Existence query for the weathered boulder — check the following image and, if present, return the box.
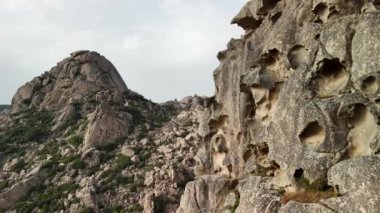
[320,156,380,212]
[176,175,234,213]
[0,177,39,208]
[236,176,281,213]
[76,186,99,212]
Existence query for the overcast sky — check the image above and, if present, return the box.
[0,0,245,104]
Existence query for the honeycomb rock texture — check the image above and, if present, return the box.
[177,0,380,212]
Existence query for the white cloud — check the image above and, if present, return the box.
[122,35,143,50]
[0,0,245,103]
[0,0,64,11]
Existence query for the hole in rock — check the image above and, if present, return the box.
[318,59,344,78]
[327,6,339,19]
[254,142,272,169]
[313,3,329,23]
[209,115,229,129]
[212,134,229,153]
[259,0,281,14]
[313,58,348,97]
[271,12,282,23]
[348,104,377,157]
[361,76,378,94]
[374,0,380,10]
[288,45,308,69]
[259,49,279,66]
[375,99,380,106]
[255,142,269,156]
[315,34,320,40]
[293,168,304,180]
[243,150,253,162]
[244,94,256,119]
[299,121,325,147]
[244,144,255,162]
[250,83,282,125]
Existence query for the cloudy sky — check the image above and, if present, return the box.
[0,0,245,104]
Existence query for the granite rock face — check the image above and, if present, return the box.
[178,0,380,212]
[11,51,141,148]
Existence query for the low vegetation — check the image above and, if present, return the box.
[11,183,80,212]
[281,175,338,204]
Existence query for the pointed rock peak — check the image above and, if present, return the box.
[11,50,128,113]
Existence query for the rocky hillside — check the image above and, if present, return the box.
[176,0,380,213]
[1,0,380,212]
[0,51,207,212]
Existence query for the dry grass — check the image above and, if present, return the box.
[281,189,337,204]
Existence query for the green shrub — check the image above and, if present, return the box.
[0,105,10,112]
[114,154,133,170]
[297,175,332,192]
[229,190,240,213]
[96,137,125,152]
[79,207,95,213]
[72,158,86,170]
[0,181,8,192]
[154,195,173,212]
[127,106,145,127]
[67,135,83,147]
[129,203,143,212]
[0,108,53,146]
[12,159,27,173]
[103,205,123,213]
[86,165,100,176]
[12,183,79,212]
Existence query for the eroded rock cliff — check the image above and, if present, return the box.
[178,0,380,212]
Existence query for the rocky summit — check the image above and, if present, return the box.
[1,0,380,212]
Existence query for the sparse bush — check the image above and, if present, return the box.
[0,108,53,147]
[67,135,83,147]
[114,154,133,170]
[12,159,26,173]
[79,207,95,213]
[96,137,125,152]
[281,175,337,204]
[154,195,173,212]
[72,158,86,170]
[103,205,123,213]
[281,189,336,204]
[0,105,10,112]
[12,183,79,212]
[129,203,143,212]
[0,181,8,192]
[229,190,240,213]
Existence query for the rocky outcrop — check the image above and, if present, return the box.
[176,175,235,213]
[0,176,40,209]
[11,50,132,148]
[178,0,380,212]
[1,49,205,211]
